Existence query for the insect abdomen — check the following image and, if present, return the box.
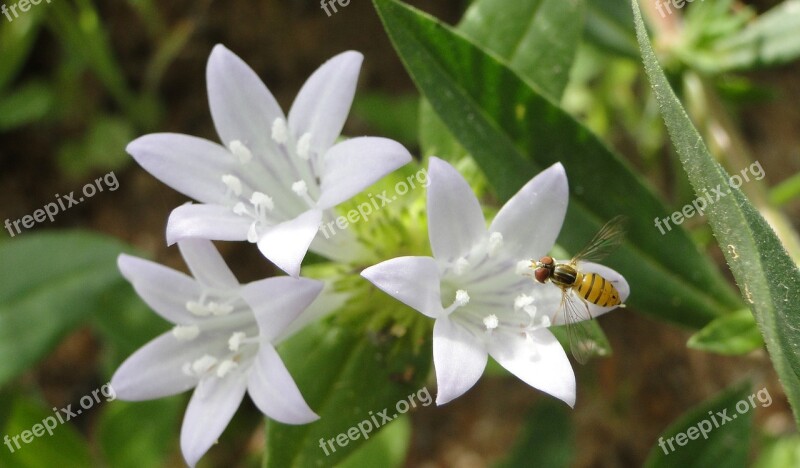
[575,273,621,307]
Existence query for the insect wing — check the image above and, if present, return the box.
[571,215,627,264]
[560,291,598,365]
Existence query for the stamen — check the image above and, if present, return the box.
[516,260,533,276]
[191,355,218,375]
[216,360,238,378]
[292,180,308,196]
[229,140,253,164]
[514,294,534,311]
[172,324,200,341]
[186,301,211,317]
[455,290,470,306]
[208,302,234,316]
[483,314,499,331]
[250,192,274,212]
[228,332,247,352]
[271,118,288,144]
[296,133,312,160]
[488,232,503,256]
[453,257,470,275]
[539,316,551,328]
[247,223,259,243]
[233,202,249,216]
[222,174,243,197]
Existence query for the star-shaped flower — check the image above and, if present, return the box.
[361,158,629,406]
[111,239,322,467]
[127,45,412,276]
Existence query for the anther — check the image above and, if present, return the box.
[488,232,503,256]
[229,140,253,164]
[172,324,200,341]
[296,133,312,160]
[271,118,288,144]
[483,314,499,331]
[222,174,242,197]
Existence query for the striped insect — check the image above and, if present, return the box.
[531,216,627,364]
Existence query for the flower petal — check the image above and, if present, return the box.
[206,44,284,158]
[117,254,201,325]
[166,203,251,245]
[488,328,576,407]
[489,163,569,259]
[433,317,487,405]
[110,331,218,401]
[427,157,486,261]
[177,239,240,290]
[361,256,443,319]
[257,209,323,277]
[240,276,323,342]
[127,133,236,204]
[315,137,412,209]
[288,51,363,156]
[181,373,248,467]
[247,344,319,424]
[274,280,349,344]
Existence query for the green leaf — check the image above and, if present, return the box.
[337,415,411,468]
[633,0,800,422]
[644,381,754,468]
[351,93,419,147]
[687,309,764,356]
[583,0,638,58]
[0,231,131,386]
[691,0,800,72]
[373,0,742,327]
[459,0,584,101]
[0,6,43,91]
[0,81,55,130]
[0,395,93,467]
[264,320,431,467]
[754,434,800,468]
[97,398,182,468]
[57,115,135,178]
[495,399,574,468]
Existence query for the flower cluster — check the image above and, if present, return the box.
[115,44,628,467]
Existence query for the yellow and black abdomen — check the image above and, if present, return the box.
[574,272,621,307]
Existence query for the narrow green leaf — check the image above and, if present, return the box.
[0,81,55,130]
[584,0,638,58]
[687,309,764,356]
[374,0,742,327]
[633,0,800,422]
[754,434,800,468]
[495,399,575,468]
[0,7,43,91]
[644,381,754,468]
[0,231,131,386]
[337,415,411,468]
[264,320,431,467]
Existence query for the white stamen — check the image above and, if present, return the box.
[514,294,534,311]
[488,232,503,256]
[296,132,312,160]
[191,355,218,375]
[208,302,233,316]
[186,301,211,317]
[229,140,252,164]
[216,360,238,378]
[247,223,259,243]
[228,332,247,352]
[453,257,470,275]
[172,324,200,341]
[292,180,308,196]
[516,260,533,276]
[539,315,552,328]
[222,174,243,197]
[233,202,249,216]
[250,191,274,211]
[483,314,499,330]
[182,362,193,376]
[454,289,470,306]
[271,118,288,144]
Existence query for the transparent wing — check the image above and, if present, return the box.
[559,291,598,365]
[571,215,627,264]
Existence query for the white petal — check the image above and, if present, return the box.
[110,331,215,401]
[489,163,569,259]
[117,254,201,325]
[206,45,284,160]
[316,137,412,209]
[274,280,349,344]
[433,317,487,405]
[166,203,251,245]
[181,373,248,467]
[240,277,323,342]
[177,239,240,290]
[427,157,486,261]
[361,256,443,319]
[288,51,363,156]
[257,209,323,277]
[488,328,576,407]
[127,133,236,204]
[247,344,319,424]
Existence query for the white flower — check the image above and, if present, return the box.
[110,239,323,467]
[126,45,412,276]
[361,158,629,406]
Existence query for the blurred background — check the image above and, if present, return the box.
[0,0,799,466]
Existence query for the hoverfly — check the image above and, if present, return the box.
[531,216,627,364]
